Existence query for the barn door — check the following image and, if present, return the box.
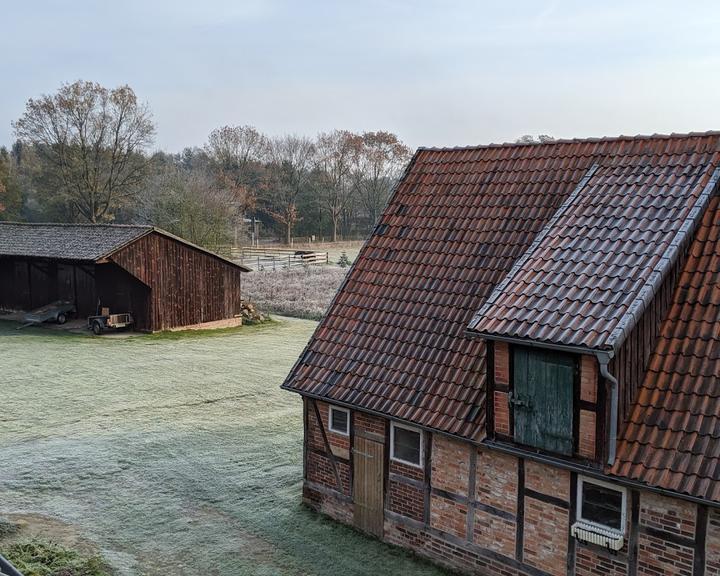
[513,347,575,455]
[353,435,384,537]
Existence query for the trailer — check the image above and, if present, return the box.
[87,311,134,335]
[20,300,76,328]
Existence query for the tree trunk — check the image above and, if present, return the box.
[332,215,338,242]
[286,223,292,246]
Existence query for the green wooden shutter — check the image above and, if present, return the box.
[513,347,574,455]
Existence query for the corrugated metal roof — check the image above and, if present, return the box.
[0,222,152,261]
[610,194,720,502]
[283,132,720,443]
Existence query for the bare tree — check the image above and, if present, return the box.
[314,130,360,242]
[13,80,155,222]
[352,131,412,227]
[265,134,316,245]
[135,163,241,251]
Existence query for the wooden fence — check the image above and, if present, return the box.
[233,247,329,270]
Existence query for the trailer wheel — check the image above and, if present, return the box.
[56,313,67,325]
[92,321,103,336]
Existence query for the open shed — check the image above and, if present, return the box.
[0,223,251,332]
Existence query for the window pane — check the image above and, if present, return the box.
[581,483,623,530]
[330,409,348,433]
[394,427,421,464]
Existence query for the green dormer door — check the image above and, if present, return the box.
[512,347,575,455]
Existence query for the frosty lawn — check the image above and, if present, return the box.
[0,319,449,576]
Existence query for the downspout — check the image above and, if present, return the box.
[596,351,618,466]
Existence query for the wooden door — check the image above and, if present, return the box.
[353,435,385,537]
[513,347,575,455]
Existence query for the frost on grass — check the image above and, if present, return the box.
[0,320,450,576]
[243,266,347,320]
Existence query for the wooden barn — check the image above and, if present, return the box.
[0,223,250,332]
[283,132,720,576]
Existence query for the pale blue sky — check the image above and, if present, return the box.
[2,1,720,152]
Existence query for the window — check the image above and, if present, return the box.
[577,477,626,533]
[390,422,423,467]
[512,346,575,455]
[328,406,349,435]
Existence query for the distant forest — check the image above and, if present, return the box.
[0,81,413,250]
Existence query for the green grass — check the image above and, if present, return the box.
[0,319,449,576]
[2,540,111,576]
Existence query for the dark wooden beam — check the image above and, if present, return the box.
[311,399,343,493]
[466,445,477,541]
[694,505,708,576]
[516,458,525,562]
[567,471,578,576]
[423,431,432,526]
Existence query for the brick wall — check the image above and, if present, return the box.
[302,405,719,576]
[580,354,597,403]
[305,400,351,496]
[494,391,510,436]
[495,341,510,386]
[494,342,511,438]
[707,509,720,575]
[476,448,517,514]
[639,492,696,538]
[523,496,568,576]
[354,411,385,436]
[575,545,628,576]
[637,492,696,576]
[637,533,694,576]
[387,477,424,522]
[432,435,469,496]
[578,410,596,459]
[473,508,515,558]
[525,460,570,501]
[430,494,468,540]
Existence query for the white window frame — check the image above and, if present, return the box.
[328,405,350,436]
[390,422,424,468]
[576,476,627,535]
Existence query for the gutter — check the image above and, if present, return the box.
[596,351,618,466]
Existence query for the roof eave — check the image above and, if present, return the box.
[464,329,611,357]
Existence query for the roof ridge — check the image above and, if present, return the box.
[0,221,152,229]
[417,130,720,153]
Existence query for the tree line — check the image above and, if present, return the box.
[0,81,413,250]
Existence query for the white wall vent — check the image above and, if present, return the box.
[570,521,624,551]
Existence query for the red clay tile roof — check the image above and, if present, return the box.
[468,152,720,351]
[282,132,720,446]
[610,194,720,502]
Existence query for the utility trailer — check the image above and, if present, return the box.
[87,311,134,335]
[19,300,76,328]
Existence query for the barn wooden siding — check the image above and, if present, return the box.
[109,232,243,332]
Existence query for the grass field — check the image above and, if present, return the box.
[0,319,449,576]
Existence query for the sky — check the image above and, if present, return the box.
[2,0,720,153]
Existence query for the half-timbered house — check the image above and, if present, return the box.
[282,132,720,576]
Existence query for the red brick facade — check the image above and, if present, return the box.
[302,397,714,576]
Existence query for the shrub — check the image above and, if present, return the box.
[0,540,111,576]
[337,251,351,268]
